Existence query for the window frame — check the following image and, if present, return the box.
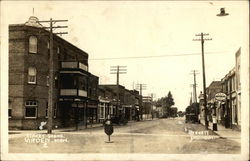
[24,100,38,119]
[28,67,37,84]
[29,36,38,54]
[57,46,60,54]
[9,99,12,118]
[46,76,49,86]
[47,41,50,49]
[8,109,12,118]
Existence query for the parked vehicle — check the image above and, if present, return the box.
[185,103,199,123]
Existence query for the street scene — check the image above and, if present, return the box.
[9,118,240,153]
[1,1,249,161]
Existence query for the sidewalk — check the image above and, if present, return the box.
[200,120,241,143]
[9,122,104,134]
[9,119,156,134]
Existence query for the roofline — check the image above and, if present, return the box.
[99,84,125,88]
[9,24,89,57]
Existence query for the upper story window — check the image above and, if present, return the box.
[46,76,49,86]
[57,47,60,54]
[28,67,37,84]
[9,100,12,118]
[232,76,236,91]
[29,36,38,53]
[47,41,50,49]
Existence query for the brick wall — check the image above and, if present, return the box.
[9,24,92,129]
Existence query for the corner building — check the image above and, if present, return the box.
[9,16,98,129]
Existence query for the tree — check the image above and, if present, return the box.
[164,91,175,117]
[153,91,175,118]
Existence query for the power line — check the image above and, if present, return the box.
[110,65,127,116]
[88,51,228,61]
[190,70,199,103]
[193,32,212,130]
[136,83,147,120]
[38,18,68,134]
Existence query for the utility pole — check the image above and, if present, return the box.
[149,93,155,119]
[190,70,199,103]
[136,84,146,120]
[110,65,127,116]
[193,32,212,130]
[39,18,68,134]
[190,92,193,105]
[136,84,146,96]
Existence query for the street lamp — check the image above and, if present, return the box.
[216,8,229,17]
[216,7,230,129]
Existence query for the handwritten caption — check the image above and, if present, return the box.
[24,134,69,148]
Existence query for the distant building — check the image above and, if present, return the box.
[8,16,98,129]
[97,84,140,121]
[142,96,152,114]
[198,48,241,130]
[198,91,205,119]
[206,81,223,102]
[97,85,116,122]
[220,48,241,130]
[221,68,236,129]
[206,81,223,121]
[155,106,164,118]
[235,48,241,127]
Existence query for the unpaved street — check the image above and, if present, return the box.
[9,118,240,153]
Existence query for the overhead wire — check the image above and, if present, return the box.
[88,51,228,60]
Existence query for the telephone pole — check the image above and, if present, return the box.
[110,65,127,116]
[39,18,68,134]
[193,32,212,130]
[136,84,146,120]
[149,93,155,119]
[190,70,199,103]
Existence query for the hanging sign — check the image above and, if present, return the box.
[215,93,227,101]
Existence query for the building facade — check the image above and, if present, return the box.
[142,96,153,119]
[97,85,141,122]
[206,81,223,122]
[97,85,117,123]
[9,16,98,129]
[235,48,241,127]
[220,48,241,130]
[221,68,237,128]
[198,48,241,130]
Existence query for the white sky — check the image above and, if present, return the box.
[1,1,249,111]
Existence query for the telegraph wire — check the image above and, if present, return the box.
[88,51,228,61]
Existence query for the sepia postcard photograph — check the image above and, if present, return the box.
[0,0,249,161]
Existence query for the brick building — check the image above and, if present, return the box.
[206,81,223,122]
[9,16,98,129]
[142,96,153,119]
[97,85,141,121]
[199,48,241,130]
[129,90,140,121]
[235,48,241,128]
[97,85,117,122]
[221,68,236,128]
